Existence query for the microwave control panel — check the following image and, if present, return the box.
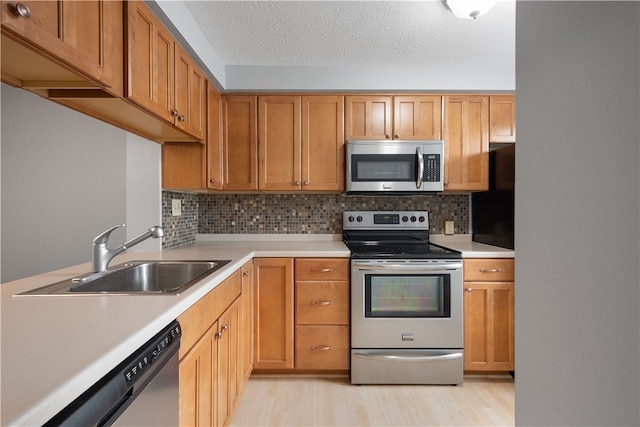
[424,154,441,182]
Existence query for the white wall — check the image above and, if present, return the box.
[0,85,161,282]
[515,2,639,425]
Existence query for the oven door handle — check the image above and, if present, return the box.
[416,145,424,189]
[353,263,462,271]
[353,352,463,362]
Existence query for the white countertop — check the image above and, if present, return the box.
[0,233,509,425]
[431,234,515,258]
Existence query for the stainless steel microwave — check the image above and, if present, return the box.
[345,140,445,193]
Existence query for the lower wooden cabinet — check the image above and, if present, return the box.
[217,297,241,427]
[295,325,349,370]
[253,258,295,370]
[463,258,515,372]
[239,260,254,391]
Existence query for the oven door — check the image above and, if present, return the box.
[346,140,444,192]
[351,260,463,349]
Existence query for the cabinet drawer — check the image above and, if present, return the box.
[295,325,350,370]
[295,258,349,280]
[464,259,514,282]
[295,281,349,325]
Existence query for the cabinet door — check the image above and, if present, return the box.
[239,261,254,391]
[179,322,217,427]
[258,96,301,190]
[301,96,345,191]
[217,298,241,427]
[162,142,205,190]
[463,282,515,371]
[490,95,516,143]
[207,83,223,190]
[443,95,489,191]
[393,95,442,140]
[295,325,350,370]
[126,0,174,123]
[253,258,295,370]
[1,0,123,90]
[223,95,258,190]
[345,95,392,140]
[174,43,206,140]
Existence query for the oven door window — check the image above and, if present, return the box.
[351,154,417,182]
[364,274,450,318]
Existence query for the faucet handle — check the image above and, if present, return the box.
[93,224,125,245]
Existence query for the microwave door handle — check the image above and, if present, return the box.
[416,146,424,189]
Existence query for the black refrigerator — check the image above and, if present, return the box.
[471,144,515,250]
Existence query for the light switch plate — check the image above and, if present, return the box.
[172,199,182,217]
[444,220,455,235]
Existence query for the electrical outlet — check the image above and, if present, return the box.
[444,220,455,235]
[172,199,182,217]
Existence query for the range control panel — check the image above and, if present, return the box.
[343,211,429,230]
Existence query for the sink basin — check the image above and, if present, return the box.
[17,260,231,296]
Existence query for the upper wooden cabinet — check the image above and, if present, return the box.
[1,0,123,92]
[207,82,224,190]
[223,95,258,191]
[126,0,206,141]
[443,95,489,192]
[490,95,516,143]
[345,95,441,141]
[259,95,344,191]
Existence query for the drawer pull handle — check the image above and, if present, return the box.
[311,345,332,351]
[311,300,332,306]
[479,268,502,273]
[311,268,333,273]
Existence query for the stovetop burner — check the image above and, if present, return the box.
[342,210,461,260]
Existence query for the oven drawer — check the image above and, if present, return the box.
[464,259,514,281]
[350,349,463,385]
[295,258,349,281]
[295,281,349,325]
[295,325,350,370]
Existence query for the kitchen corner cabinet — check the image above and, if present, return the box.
[1,0,123,92]
[294,258,350,371]
[178,269,242,427]
[490,95,516,143]
[126,0,206,141]
[345,95,442,141]
[223,95,259,191]
[443,95,489,191]
[162,82,222,191]
[258,95,344,191]
[253,258,295,370]
[463,258,515,373]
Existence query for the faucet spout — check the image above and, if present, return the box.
[92,225,164,272]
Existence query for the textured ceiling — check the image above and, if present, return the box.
[184,1,515,69]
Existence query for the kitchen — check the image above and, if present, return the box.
[1,1,639,427]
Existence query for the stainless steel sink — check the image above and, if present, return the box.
[16,260,231,296]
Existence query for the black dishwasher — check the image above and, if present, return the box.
[44,320,181,427]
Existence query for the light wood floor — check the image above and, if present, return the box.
[230,375,514,426]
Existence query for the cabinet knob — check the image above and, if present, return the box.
[294,181,300,186]
[465,288,473,293]
[221,324,229,332]
[303,181,309,185]
[385,134,391,139]
[215,331,223,339]
[210,178,215,183]
[9,2,31,19]
[394,133,400,139]
[243,271,249,277]
[178,115,185,122]
[171,109,178,117]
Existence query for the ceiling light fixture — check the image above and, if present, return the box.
[443,0,498,19]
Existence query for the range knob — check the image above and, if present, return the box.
[419,216,425,222]
[410,216,417,222]
[402,216,409,222]
[348,215,355,222]
[356,216,363,222]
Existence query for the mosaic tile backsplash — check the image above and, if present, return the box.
[162,191,469,249]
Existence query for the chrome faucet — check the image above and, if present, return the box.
[92,224,164,272]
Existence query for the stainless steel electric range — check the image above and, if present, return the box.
[343,211,464,385]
